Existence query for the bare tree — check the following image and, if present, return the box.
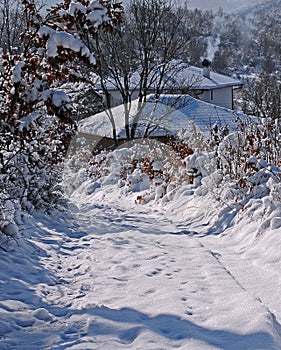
[94,22,138,143]
[242,73,281,120]
[94,0,193,143]
[0,0,25,53]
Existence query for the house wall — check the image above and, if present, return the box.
[108,86,234,110]
[108,90,123,107]
[213,88,233,109]
[201,87,233,109]
[201,90,211,104]
[107,90,140,108]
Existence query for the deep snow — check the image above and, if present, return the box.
[1,164,281,349]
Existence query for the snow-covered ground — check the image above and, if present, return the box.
[1,147,281,349]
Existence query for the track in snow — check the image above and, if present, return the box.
[1,193,281,349]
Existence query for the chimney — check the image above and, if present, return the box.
[202,58,211,78]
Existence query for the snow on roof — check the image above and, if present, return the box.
[79,95,245,139]
[102,64,243,91]
[175,66,243,90]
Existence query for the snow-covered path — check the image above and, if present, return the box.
[1,187,281,349]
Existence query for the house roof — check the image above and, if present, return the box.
[102,64,243,92]
[79,95,246,139]
[176,66,243,90]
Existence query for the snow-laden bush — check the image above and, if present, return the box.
[209,115,281,209]
[167,118,281,229]
[188,118,281,225]
[217,116,281,180]
[177,120,210,152]
[0,116,74,235]
[0,0,123,239]
[64,137,193,204]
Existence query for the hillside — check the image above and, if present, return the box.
[187,0,264,11]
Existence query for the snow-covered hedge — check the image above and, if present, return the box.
[0,116,74,237]
[65,118,281,234]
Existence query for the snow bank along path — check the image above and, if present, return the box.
[1,184,281,349]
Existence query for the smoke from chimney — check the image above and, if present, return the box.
[206,35,221,61]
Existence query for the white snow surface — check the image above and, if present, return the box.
[102,64,242,92]
[79,95,244,139]
[1,148,281,349]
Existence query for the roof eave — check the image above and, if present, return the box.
[191,82,244,90]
